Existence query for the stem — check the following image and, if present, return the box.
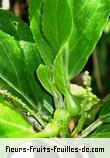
[81,118,103,138]
[53,92,65,109]
[31,121,60,138]
[71,111,87,137]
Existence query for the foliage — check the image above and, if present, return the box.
[0,0,110,138]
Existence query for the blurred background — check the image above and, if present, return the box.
[0,0,110,99]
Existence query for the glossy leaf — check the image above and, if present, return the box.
[0,95,35,138]
[89,124,110,138]
[29,1,54,66]
[100,114,110,123]
[28,0,41,21]
[99,94,110,116]
[54,45,69,95]
[37,65,64,109]
[29,0,72,66]
[98,94,110,123]
[42,0,72,53]
[0,31,53,122]
[37,65,54,95]
[33,0,110,97]
[0,9,33,42]
[19,41,53,113]
[68,0,110,79]
[29,0,110,81]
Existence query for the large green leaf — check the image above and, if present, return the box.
[98,94,110,123]
[29,0,72,66]
[29,0,110,81]
[54,45,69,95]
[29,0,72,96]
[21,42,54,118]
[0,9,33,42]
[19,41,53,112]
[0,31,53,123]
[29,1,54,66]
[0,95,35,138]
[100,114,110,123]
[42,0,72,53]
[68,0,110,79]
[53,0,110,95]
[0,9,53,115]
[28,0,41,21]
[99,94,110,116]
[89,124,110,138]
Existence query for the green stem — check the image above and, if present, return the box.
[71,111,87,137]
[32,108,72,138]
[31,121,60,138]
[53,92,65,109]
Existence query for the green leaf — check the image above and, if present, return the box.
[19,41,53,115]
[37,65,64,109]
[29,0,110,81]
[99,94,110,116]
[0,95,35,138]
[29,0,72,96]
[29,0,72,66]
[0,9,33,42]
[100,114,110,123]
[28,0,41,21]
[42,0,72,53]
[33,0,110,97]
[89,124,110,138]
[54,45,69,96]
[98,94,110,123]
[0,31,53,122]
[29,1,54,66]
[68,0,110,79]
[37,65,54,95]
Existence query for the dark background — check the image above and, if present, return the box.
[0,0,110,98]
